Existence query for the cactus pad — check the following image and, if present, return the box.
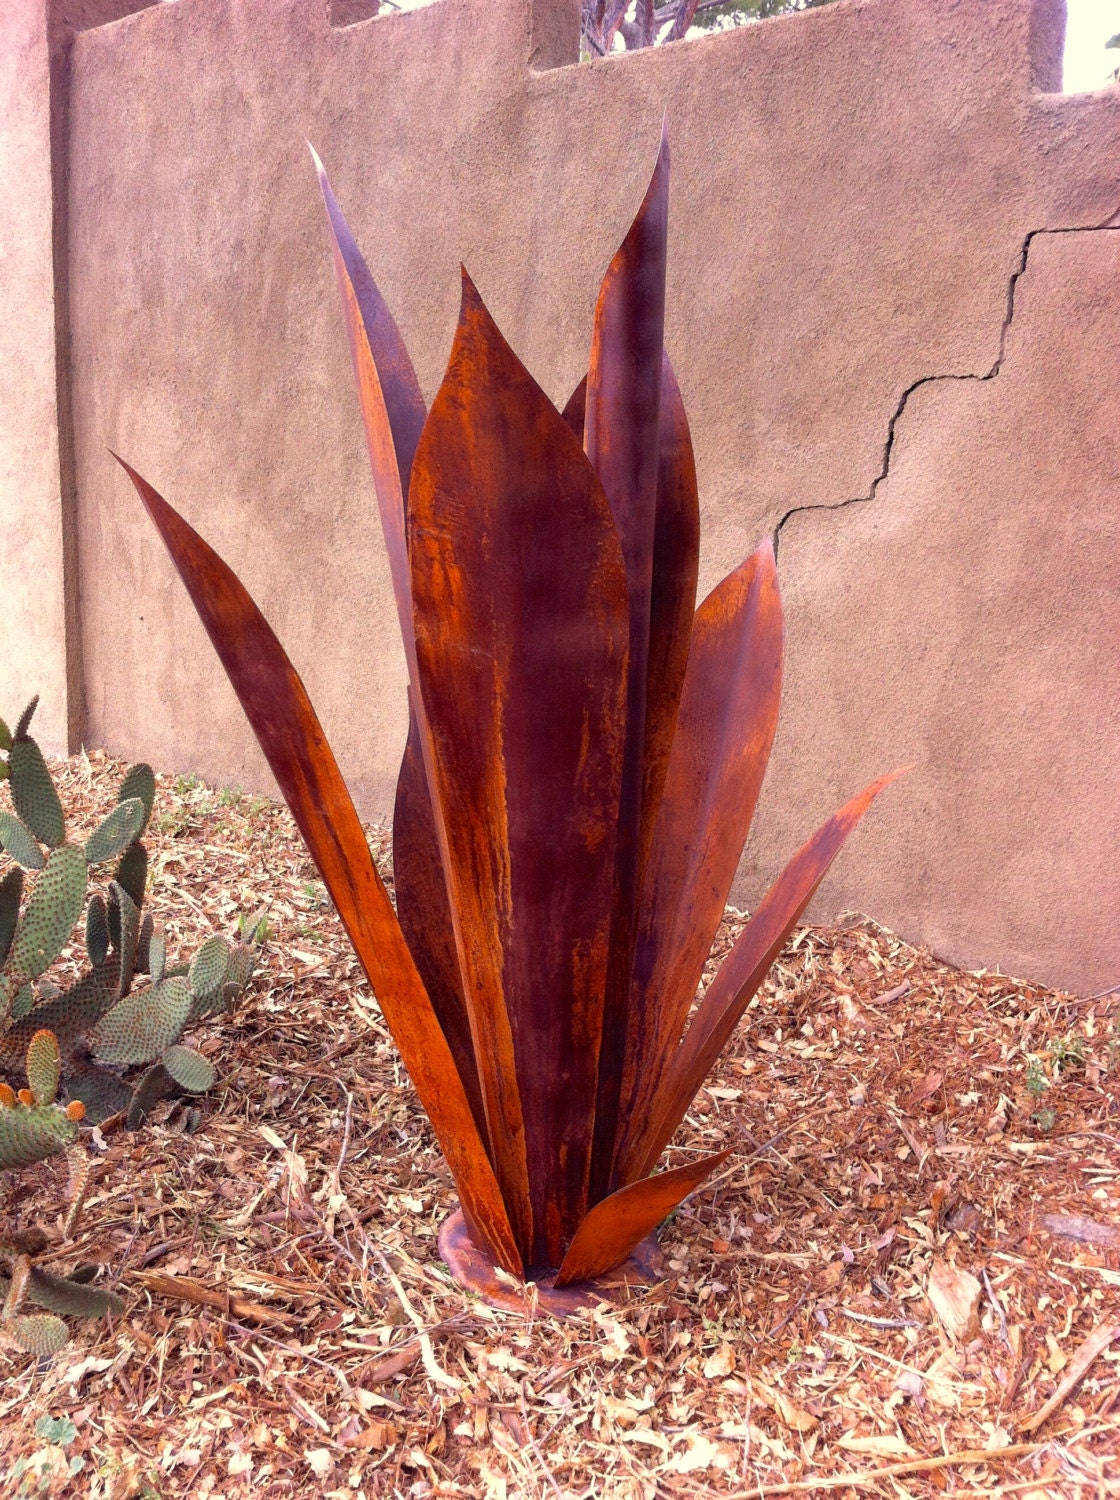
[188,936,230,1002]
[10,985,34,1021]
[0,811,45,872]
[86,894,109,967]
[63,1063,133,1125]
[27,1266,123,1320]
[162,1045,215,1094]
[13,697,38,741]
[137,911,153,973]
[148,930,166,986]
[117,763,156,836]
[5,845,86,985]
[0,716,11,752]
[88,975,192,1066]
[113,842,148,912]
[8,737,65,849]
[3,960,121,1057]
[127,1062,175,1128]
[6,1312,69,1356]
[26,1030,61,1106]
[0,1100,79,1168]
[84,797,145,865]
[109,881,140,998]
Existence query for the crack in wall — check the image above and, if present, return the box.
[772,208,1120,560]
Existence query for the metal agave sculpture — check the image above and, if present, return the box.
[117,130,901,1305]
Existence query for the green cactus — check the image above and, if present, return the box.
[162,1045,215,1094]
[5,846,86,988]
[88,975,192,1066]
[63,1062,133,1122]
[26,1029,61,1106]
[126,1062,176,1129]
[148,930,166,986]
[24,1265,123,1320]
[85,893,109,967]
[187,936,229,1006]
[4,962,122,1056]
[5,1312,69,1356]
[113,841,148,908]
[0,1038,121,1356]
[0,811,44,872]
[0,1099,79,1168]
[0,1034,81,1170]
[8,701,65,850]
[116,763,156,835]
[1,698,265,1131]
[0,868,23,967]
[84,798,146,866]
[8,983,33,1022]
[109,881,141,1000]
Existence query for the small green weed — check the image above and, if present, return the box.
[1052,1032,1086,1074]
[1024,1057,1048,1099]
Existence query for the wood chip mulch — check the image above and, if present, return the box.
[1,751,1117,1498]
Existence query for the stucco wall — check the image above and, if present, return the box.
[0,2,69,751]
[4,0,1120,991]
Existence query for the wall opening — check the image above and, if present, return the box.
[329,0,442,27]
[1062,0,1120,92]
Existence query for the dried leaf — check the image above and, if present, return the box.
[927,1258,981,1343]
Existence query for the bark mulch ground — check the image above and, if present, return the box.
[1,752,1117,1498]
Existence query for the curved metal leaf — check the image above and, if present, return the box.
[392,699,485,1136]
[119,458,521,1276]
[585,126,671,1199]
[313,151,426,516]
[615,541,782,1184]
[631,770,908,1180]
[555,1150,727,1287]
[639,353,701,876]
[408,271,630,1265]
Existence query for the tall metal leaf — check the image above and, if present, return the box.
[585,125,671,1201]
[408,271,630,1265]
[614,542,782,1185]
[117,458,521,1276]
[629,770,907,1180]
[392,699,485,1137]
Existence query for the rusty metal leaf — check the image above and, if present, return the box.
[407,270,630,1266]
[117,458,521,1276]
[631,769,908,1179]
[586,125,671,1202]
[615,540,781,1185]
[392,697,485,1137]
[555,1151,728,1287]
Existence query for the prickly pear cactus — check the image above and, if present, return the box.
[0,1032,121,1357]
[0,698,268,1128]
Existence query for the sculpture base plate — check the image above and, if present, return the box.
[438,1209,665,1317]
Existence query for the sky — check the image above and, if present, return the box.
[1063,0,1120,91]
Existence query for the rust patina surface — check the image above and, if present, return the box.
[121,134,898,1299]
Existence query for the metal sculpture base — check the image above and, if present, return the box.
[438,1209,665,1317]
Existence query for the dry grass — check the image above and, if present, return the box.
[1,751,1117,1498]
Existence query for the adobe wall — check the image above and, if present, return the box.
[5,0,1120,991]
[0,4,69,750]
